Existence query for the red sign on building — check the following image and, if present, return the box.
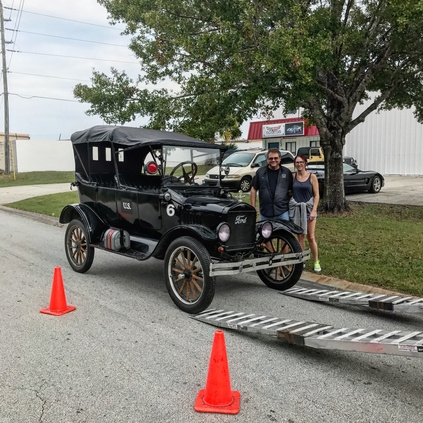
[248,118,319,140]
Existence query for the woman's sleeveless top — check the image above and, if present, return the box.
[293,174,313,203]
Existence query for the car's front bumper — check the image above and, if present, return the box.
[209,249,311,276]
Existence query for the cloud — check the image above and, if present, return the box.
[1,0,144,140]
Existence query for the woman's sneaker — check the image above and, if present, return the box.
[314,261,321,272]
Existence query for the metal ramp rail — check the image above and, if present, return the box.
[281,287,423,313]
[191,309,423,357]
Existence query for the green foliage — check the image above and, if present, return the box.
[75,1,423,210]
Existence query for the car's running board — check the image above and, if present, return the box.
[91,244,149,260]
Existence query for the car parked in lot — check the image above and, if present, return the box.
[204,149,295,192]
[296,146,324,163]
[307,162,384,194]
[60,126,309,313]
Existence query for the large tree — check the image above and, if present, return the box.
[74,0,423,212]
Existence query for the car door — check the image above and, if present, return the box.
[343,163,367,192]
[116,180,162,233]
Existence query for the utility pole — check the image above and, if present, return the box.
[0,0,10,175]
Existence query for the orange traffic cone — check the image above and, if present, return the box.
[194,330,240,414]
[40,267,76,316]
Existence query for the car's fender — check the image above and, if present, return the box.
[261,219,304,235]
[59,203,109,243]
[152,224,218,259]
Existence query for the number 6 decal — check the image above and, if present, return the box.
[166,204,175,216]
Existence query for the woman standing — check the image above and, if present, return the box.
[289,155,321,272]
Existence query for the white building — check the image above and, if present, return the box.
[246,105,423,176]
[344,104,422,176]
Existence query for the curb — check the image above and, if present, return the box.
[301,270,404,296]
[0,205,64,227]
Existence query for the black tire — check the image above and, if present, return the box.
[257,230,303,290]
[239,176,252,192]
[65,219,95,273]
[164,237,215,314]
[369,175,382,193]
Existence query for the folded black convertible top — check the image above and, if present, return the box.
[71,125,226,150]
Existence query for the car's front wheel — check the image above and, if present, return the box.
[256,229,303,290]
[369,175,382,193]
[164,237,215,313]
[65,219,95,273]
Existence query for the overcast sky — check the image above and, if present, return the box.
[1,0,145,140]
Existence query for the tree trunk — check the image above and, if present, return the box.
[320,134,350,213]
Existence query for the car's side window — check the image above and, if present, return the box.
[254,154,267,167]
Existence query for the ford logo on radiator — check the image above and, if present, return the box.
[235,215,247,224]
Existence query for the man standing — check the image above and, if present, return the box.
[250,148,293,221]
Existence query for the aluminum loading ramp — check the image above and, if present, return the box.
[191,309,423,357]
[281,287,423,313]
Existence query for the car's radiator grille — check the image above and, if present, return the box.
[225,209,256,251]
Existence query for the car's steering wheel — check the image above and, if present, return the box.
[169,161,198,184]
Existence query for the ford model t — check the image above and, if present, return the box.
[60,125,309,313]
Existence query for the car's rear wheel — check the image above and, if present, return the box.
[257,230,303,290]
[369,175,382,193]
[65,219,95,273]
[164,237,215,313]
[239,176,252,192]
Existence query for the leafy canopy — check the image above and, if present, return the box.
[75,0,423,211]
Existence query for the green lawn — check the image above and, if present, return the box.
[0,171,75,187]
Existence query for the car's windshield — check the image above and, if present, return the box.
[307,163,357,174]
[343,163,356,174]
[297,148,310,158]
[222,152,256,167]
[162,145,221,185]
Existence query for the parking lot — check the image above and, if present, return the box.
[347,174,423,206]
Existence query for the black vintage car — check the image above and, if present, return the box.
[60,126,309,313]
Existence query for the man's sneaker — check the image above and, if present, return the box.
[314,261,321,272]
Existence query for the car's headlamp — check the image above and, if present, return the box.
[260,221,273,239]
[217,222,231,242]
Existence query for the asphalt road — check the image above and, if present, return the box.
[1,210,422,423]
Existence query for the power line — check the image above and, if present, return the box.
[7,49,138,64]
[8,70,90,82]
[5,0,25,68]
[6,28,129,47]
[3,6,124,30]
[9,92,79,102]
